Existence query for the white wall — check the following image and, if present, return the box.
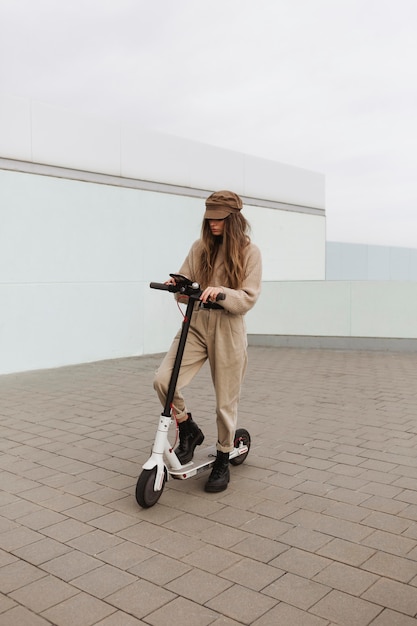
[247,281,417,339]
[0,171,203,373]
[327,241,417,281]
[0,166,325,374]
[0,94,326,375]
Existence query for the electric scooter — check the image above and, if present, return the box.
[135,273,251,508]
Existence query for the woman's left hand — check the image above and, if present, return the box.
[200,286,224,304]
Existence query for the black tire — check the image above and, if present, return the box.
[230,428,251,466]
[135,467,166,508]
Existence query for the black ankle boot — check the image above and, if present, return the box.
[175,413,204,464]
[205,450,230,492]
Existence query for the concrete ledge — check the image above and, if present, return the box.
[248,334,417,352]
[0,157,324,216]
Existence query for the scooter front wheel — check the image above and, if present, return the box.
[136,467,166,508]
[230,428,251,466]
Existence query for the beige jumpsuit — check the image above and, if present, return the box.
[153,239,262,453]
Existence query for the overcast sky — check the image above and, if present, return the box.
[1,0,417,247]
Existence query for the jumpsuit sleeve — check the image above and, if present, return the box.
[177,241,198,280]
[221,244,262,315]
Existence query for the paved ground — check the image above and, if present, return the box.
[1,346,417,625]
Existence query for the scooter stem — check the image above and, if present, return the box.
[162,296,196,417]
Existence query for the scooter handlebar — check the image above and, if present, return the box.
[149,282,176,292]
[150,281,226,301]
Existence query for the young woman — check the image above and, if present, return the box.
[153,190,262,492]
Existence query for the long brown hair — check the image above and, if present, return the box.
[197,212,251,289]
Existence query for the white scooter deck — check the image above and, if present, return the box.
[168,442,249,480]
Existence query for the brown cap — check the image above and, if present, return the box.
[204,190,243,219]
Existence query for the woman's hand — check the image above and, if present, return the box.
[164,277,176,286]
[201,286,224,304]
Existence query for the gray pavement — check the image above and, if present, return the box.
[1,345,417,625]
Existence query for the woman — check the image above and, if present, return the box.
[154,190,262,492]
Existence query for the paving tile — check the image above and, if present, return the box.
[0,593,17,613]
[166,567,233,603]
[41,518,92,542]
[198,521,249,548]
[361,529,416,557]
[263,572,330,609]
[0,559,46,593]
[148,530,206,559]
[361,551,417,583]
[310,589,383,625]
[98,541,155,569]
[0,526,42,551]
[89,511,138,533]
[65,502,111,522]
[67,528,124,554]
[236,515,292,539]
[269,547,331,578]
[207,505,263,528]
[368,608,417,625]
[9,574,78,612]
[40,493,85,512]
[4,347,417,625]
[0,547,18,567]
[313,561,378,595]
[183,544,243,574]
[106,579,176,620]
[361,510,412,534]
[19,485,61,503]
[17,508,67,530]
[323,500,370,523]
[94,612,146,625]
[0,499,42,520]
[0,516,18,535]
[41,549,103,581]
[71,563,137,598]
[403,523,417,541]
[163,511,218,536]
[250,499,300,520]
[232,534,290,563]
[362,577,417,616]
[0,605,51,626]
[317,538,376,567]
[220,557,283,591]
[360,495,410,515]
[252,602,330,626]
[128,553,192,584]
[117,519,176,545]
[85,486,128,505]
[324,487,372,506]
[144,596,217,626]
[277,526,332,552]
[41,591,116,626]
[205,584,277,624]
[283,509,373,543]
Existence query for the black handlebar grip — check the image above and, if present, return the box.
[149,282,170,291]
[216,292,226,301]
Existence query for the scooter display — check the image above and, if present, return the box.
[135,273,251,508]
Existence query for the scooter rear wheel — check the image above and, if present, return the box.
[136,467,166,508]
[230,428,251,466]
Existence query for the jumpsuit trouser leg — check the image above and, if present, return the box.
[153,313,208,422]
[205,309,248,453]
[153,306,248,453]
